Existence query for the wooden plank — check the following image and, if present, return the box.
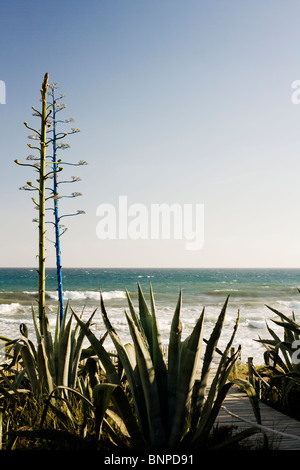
[215,385,300,450]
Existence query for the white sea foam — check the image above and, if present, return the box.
[213,289,239,293]
[245,319,265,329]
[277,300,300,310]
[47,290,126,301]
[0,303,21,314]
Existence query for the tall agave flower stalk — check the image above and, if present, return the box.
[15,73,51,335]
[37,73,48,334]
[15,73,79,334]
[46,83,85,323]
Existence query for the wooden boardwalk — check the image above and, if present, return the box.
[110,349,300,450]
[214,384,300,450]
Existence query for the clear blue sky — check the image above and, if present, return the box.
[1,0,300,268]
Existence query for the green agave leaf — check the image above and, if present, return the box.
[37,340,54,393]
[265,306,300,344]
[201,296,229,377]
[167,289,182,432]
[266,304,299,327]
[264,323,292,373]
[255,337,278,347]
[232,378,262,424]
[54,302,70,368]
[168,308,205,449]
[193,296,230,426]
[19,327,37,361]
[216,310,241,389]
[137,282,153,353]
[0,335,11,342]
[149,284,168,430]
[191,381,234,447]
[93,383,117,439]
[194,310,241,436]
[125,289,145,336]
[149,283,167,374]
[272,319,300,337]
[124,342,137,369]
[100,293,149,438]
[93,383,145,448]
[69,308,97,389]
[31,304,41,343]
[57,314,73,387]
[0,370,24,400]
[41,310,55,380]
[59,301,70,338]
[54,305,61,356]
[40,385,94,430]
[102,417,129,449]
[20,344,40,396]
[20,323,29,338]
[71,308,121,386]
[124,342,144,390]
[4,340,23,371]
[125,311,166,447]
[192,375,261,449]
[13,368,27,389]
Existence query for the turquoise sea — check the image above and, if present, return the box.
[1,267,300,364]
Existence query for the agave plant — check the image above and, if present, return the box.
[73,283,262,451]
[257,305,300,373]
[1,304,95,397]
[256,304,300,401]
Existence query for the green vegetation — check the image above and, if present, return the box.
[0,284,263,451]
[15,73,51,334]
[255,303,300,419]
[73,286,263,451]
[0,73,268,452]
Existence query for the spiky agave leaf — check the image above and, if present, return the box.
[37,339,54,393]
[125,288,145,336]
[93,383,145,449]
[191,311,262,449]
[69,308,97,389]
[71,307,121,386]
[149,283,168,430]
[125,311,166,447]
[167,289,182,433]
[137,282,153,353]
[168,308,205,449]
[20,344,40,396]
[100,292,150,440]
[56,313,73,387]
[189,312,240,445]
[191,296,230,430]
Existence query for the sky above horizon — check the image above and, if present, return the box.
[1,0,300,268]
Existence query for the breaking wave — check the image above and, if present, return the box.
[47,290,126,301]
[0,303,21,314]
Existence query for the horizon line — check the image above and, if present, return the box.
[1,266,300,270]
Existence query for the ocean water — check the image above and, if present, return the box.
[1,267,300,364]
